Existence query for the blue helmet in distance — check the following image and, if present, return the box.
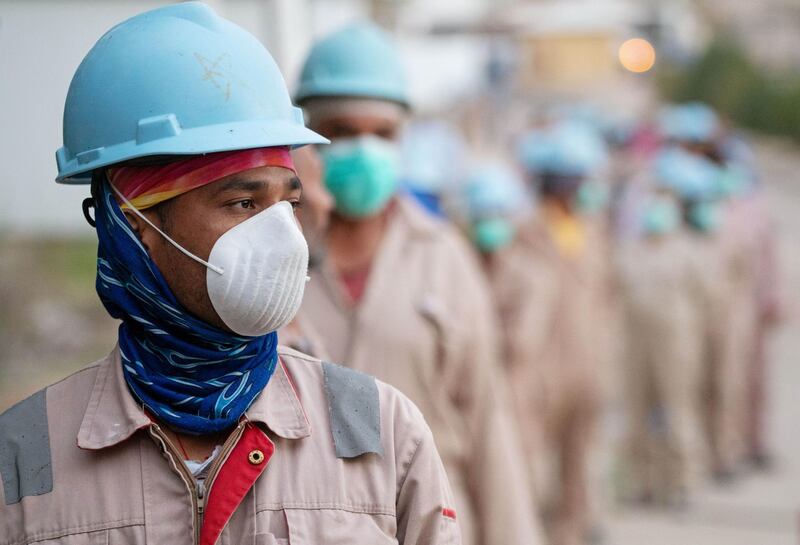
[462,162,530,221]
[653,146,721,201]
[518,121,608,178]
[56,2,327,184]
[658,102,720,144]
[295,22,409,107]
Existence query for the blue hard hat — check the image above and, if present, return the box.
[653,146,721,200]
[295,23,408,107]
[401,120,466,193]
[56,2,327,184]
[658,102,720,144]
[463,162,529,220]
[518,121,608,177]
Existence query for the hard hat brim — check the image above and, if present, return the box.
[56,120,329,184]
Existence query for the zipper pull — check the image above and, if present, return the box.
[197,480,206,516]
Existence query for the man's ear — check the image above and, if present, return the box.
[123,210,162,255]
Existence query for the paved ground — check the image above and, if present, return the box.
[606,138,800,545]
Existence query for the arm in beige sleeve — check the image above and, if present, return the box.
[396,418,462,544]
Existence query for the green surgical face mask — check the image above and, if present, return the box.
[472,218,515,253]
[319,136,399,219]
[575,179,610,215]
[688,201,722,232]
[716,164,750,198]
[642,197,680,236]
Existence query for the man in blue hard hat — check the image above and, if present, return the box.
[295,22,543,545]
[615,146,726,508]
[0,4,461,544]
[513,120,614,545]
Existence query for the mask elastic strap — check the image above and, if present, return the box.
[109,182,225,276]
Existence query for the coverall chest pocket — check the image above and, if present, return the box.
[282,508,398,545]
[26,524,146,545]
[27,525,146,545]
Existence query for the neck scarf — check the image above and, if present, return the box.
[95,177,278,435]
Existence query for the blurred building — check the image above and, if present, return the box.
[0,0,711,234]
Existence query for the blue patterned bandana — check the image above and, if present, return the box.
[94,178,278,435]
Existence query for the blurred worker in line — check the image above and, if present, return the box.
[455,161,553,517]
[661,104,741,478]
[659,103,776,478]
[1,4,461,544]
[716,136,783,469]
[294,23,541,545]
[615,147,723,508]
[455,162,537,363]
[514,121,614,545]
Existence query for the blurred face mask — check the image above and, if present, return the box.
[472,218,515,253]
[642,197,680,236]
[114,185,309,337]
[688,201,722,233]
[575,179,609,215]
[319,135,400,218]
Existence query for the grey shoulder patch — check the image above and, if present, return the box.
[322,361,383,459]
[0,389,53,505]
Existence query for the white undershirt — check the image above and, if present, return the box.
[185,445,222,484]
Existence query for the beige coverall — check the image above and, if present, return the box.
[489,210,612,545]
[615,232,720,501]
[298,196,542,545]
[718,194,781,465]
[0,346,461,545]
[691,208,758,475]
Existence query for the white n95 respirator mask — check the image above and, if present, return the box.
[112,184,309,337]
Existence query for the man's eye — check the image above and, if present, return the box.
[235,199,255,209]
[290,200,302,210]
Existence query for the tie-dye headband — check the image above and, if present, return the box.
[108,147,296,210]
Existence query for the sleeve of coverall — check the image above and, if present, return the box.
[445,238,544,545]
[395,420,462,544]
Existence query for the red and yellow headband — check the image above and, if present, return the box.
[108,147,296,210]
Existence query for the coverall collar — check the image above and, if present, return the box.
[77,345,311,450]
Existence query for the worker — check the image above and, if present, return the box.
[455,159,552,518]
[454,160,537,362]
[716,140,783,470]
[615,147,723,507]
[658,104,761,480]
[0,4,461,544]
[514,120,614,545]
[294,22,542,545]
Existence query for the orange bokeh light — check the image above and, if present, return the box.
[618,38,656,73]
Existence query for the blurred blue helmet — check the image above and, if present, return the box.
[518,121,608,177]
[295,23,408,107]
[462,162,529,220]
[653,146,721,200]
[401,120,465,193]
[56,2,326,184]
[658,102,720,144]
